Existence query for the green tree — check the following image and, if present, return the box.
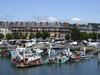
[80,32,89,40]
[58,34,61,38]
[29,33,34,39]
[0,33,4,39]
[88,33,93,39]
[21,35,26,39]
[18,33,22,39]
[54,34,56,38]
[42,31,50,39]
[71,26,81,41]
[35,32,42,39]
[65,34,70,40]
[98,33,100,39]
[13,33,18,39]
[25,33,28,37]
[88,32,97,41]
[6,33,12,40]
[92,32,97,41]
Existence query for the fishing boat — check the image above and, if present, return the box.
[79,54,91,60]
[69,55,80,61]
[11,46,41,66]
[50,49,57,56]
[62,49,73,57]
[32,47,44,54]
[55,55,69,64]
[47,43,69,64]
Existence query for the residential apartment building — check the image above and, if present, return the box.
[0,21,70,38]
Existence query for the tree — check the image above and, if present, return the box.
[42,31,50,39]
[88,33,93,39]
[25,33,28,37]
[18,33,22,39]
[0,33,4,39]
[54,34,56,38]
[65,34,70,40]
[29,33,34,39]
[13,33,18,39]
[71,26,81,41]
[80,32,89,40]
[35,32,42,39]
[58,34,61,38]
[98,33,100,39]
[21,35,26,39]
[92,32,97,41]
[6,33,12,40]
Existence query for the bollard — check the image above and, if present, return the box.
[98,52,100,65]
[84,46,86,55]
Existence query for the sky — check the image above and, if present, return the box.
[0,0,100,24]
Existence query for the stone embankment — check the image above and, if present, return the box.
[0,45,17,49]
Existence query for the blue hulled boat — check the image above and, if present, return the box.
[55,56,69,64]
[80,54,91,60]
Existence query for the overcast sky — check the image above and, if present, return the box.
[0,0,100,24]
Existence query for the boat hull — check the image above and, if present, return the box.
[69,57,80,61]
[55,57,69,64]
[80,56,91,60]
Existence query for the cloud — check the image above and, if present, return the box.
[3,15,15,18]
[0,15,15,21]
[33,15,58,22]
[0,17,8,20]
[62,17,82,24]
[70,18,81,22]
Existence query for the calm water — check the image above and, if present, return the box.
[0,54,100,75]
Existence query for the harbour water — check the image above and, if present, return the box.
[0,53,100,75]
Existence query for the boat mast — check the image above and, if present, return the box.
[23,47,26,63]
[48,43,51,60]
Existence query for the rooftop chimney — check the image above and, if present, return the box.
[64,22,65,26]
[46,22,48,26]
[6,21,8,24]
[11,22,13,25]
[34,22,36,26]
[16,22,17,25]
[66,23,69,26]
[40,22,42,26]
[26,22,28,26]
[21,22,23,25]
[0,21,2,25]
[55,22,57,26]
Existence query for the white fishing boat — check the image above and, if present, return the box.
[32,47,44,54]
[11,46,41,64]
[62,49,73,57]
